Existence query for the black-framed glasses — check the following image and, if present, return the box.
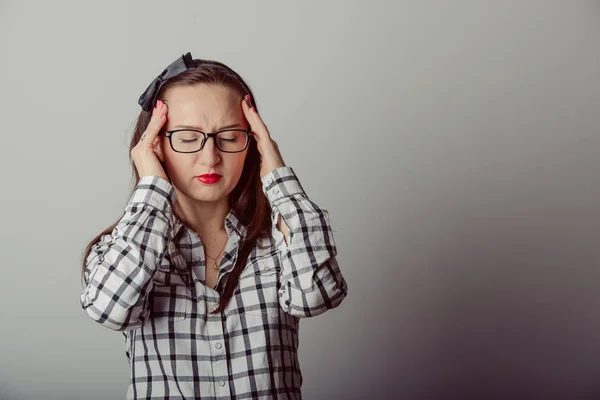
[159,129,252,153]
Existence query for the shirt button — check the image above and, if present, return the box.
[273,189,279,195]
[264,266,271,271]
[267,178,273,184]
[215,342,222,349]
[195,257,201,262]
[218,380,226,387]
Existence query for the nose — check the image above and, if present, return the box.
[198,135,221,165]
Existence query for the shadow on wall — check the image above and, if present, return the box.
[408,211,600,399]
[367,161,600,398]
[0,377,27,400]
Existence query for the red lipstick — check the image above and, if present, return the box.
[196,174,222,184]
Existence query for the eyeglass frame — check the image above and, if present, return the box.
[158,128,253,153]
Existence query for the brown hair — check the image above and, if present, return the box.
[80,58,272,314]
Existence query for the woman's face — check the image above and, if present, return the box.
[157,84,249,204]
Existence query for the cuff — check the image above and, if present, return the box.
[261,166,307,204]
[127,175,177,215]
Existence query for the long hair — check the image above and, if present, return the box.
[80,58,272,314]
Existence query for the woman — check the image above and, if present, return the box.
[79,52,348,399]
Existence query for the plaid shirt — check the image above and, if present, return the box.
[80,166,348,399]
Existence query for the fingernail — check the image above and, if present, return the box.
[152,108,156,116]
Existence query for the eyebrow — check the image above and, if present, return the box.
[173,123,244,131]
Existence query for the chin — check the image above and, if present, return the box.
[194,185,231,201]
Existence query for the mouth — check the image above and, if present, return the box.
[196,174,222,184]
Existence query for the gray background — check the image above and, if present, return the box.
[1,1,599,399]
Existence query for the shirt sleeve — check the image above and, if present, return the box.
[80,175,177,331]
[261,166,348,318]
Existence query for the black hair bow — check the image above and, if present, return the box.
[138,52,195,112]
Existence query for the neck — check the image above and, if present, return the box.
[173,189,230,241]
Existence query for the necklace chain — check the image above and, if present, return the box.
[205,234,228,271]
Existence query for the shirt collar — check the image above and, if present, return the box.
[171,208,247,240]
[224,208,247,239]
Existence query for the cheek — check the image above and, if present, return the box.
[236,153,249,171]
[164,155,193,176]
[228,154,247,177]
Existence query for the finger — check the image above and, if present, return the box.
[141,100,167,145]
[241,95,269,139]
[241,95,253,122]
[241,97,258,139]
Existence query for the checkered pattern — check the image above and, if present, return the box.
[80,166,348,399]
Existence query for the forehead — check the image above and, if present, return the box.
[163,84,243,127]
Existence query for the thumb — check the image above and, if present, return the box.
[153,138,166,162]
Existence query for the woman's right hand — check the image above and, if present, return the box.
[130,99,170,182]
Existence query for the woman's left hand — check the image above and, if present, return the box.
[242,94,286,179]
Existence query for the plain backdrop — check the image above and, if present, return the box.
[1,1,599,399]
